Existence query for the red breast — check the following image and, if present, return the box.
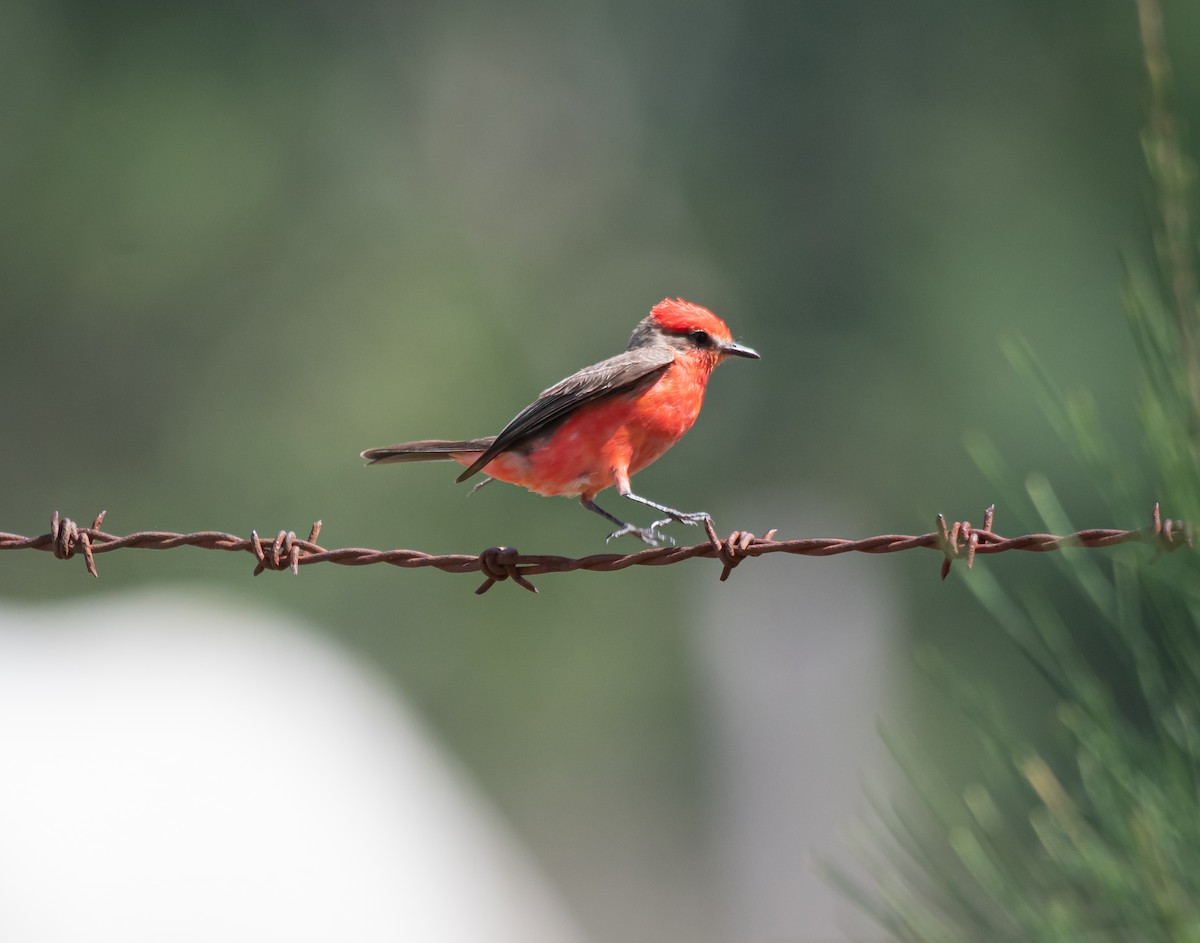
[476,353,709,497]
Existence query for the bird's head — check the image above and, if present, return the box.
[628,297,759,363]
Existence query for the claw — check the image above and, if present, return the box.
[605,521,676,547]
[671,510,711,526]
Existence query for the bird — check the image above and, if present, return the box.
[361,297,759,545]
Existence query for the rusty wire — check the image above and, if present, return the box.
[0,505,1191,595]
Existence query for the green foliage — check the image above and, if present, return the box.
[836,2,1200,939]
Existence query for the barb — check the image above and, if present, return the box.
[0,504,1189,594]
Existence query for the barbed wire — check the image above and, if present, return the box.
[0,505,1190,594]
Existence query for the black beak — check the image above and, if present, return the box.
[722,340,760,360]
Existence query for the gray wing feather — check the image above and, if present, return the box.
[455,346,675,482]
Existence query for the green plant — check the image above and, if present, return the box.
[834,2,1200,939]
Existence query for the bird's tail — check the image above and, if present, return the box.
[360,438,496,465]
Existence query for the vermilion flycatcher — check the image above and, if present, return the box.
[361,298,758,545]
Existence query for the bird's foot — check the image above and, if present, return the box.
[667,509,711,527]
[605,519,676,547]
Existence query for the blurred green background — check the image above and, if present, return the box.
[4,0,1198,939]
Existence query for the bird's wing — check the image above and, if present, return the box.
[455,346,675,482]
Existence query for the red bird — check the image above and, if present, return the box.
[361,298,759,545]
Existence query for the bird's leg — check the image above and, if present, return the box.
[468,476,494,495]
[580,497,675,547]
[621,490,711,527]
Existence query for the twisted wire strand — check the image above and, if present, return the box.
[0,505,1189,595]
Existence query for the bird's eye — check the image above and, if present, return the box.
[689,329,712,347]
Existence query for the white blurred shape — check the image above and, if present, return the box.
[699,495,895,942]
[0,592,586,943]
